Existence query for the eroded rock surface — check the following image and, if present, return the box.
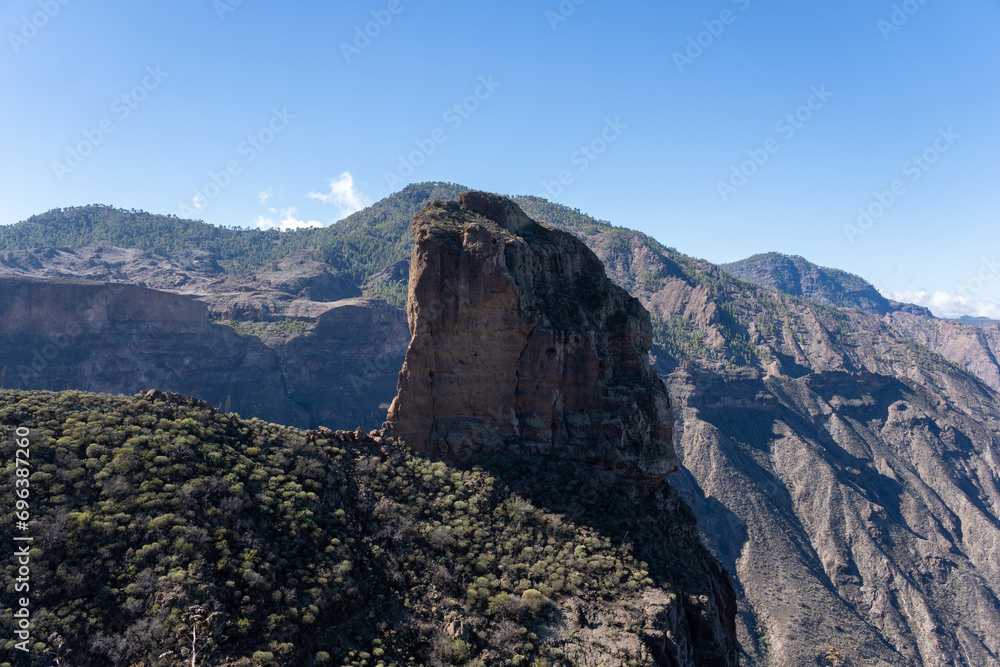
[384,192,677,481]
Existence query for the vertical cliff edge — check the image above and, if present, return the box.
[384,191,678,482]
[383,192,739,665]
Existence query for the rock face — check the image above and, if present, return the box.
[0,276,306,424]
[0,276,407,430]
[278,298,410,430]
[384,192,677,481]
[885,310,1000,393]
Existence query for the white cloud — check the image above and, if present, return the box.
[192,195,206,211]
[307,171,371,219]
[258,188,273,205]
[254,207,322,231]
[890,290,1000,319]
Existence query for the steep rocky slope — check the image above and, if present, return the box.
[719,251,1000,395]
[533,218,1000,666]
[0,276,305,425]
[0,275,406,430]
[885,311,1000,394]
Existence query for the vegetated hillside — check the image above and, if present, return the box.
[719,252,896,315]
[0,185,596,311]
[0,183,468,284]
[0,205,316,274]
[0,390,732,667]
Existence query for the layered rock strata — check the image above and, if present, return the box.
[0,277,407,430]
[383,191,677,482]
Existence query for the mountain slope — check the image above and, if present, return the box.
[0,183,467,284]
[718,251,1000,395]
[0,389,732,666]
[720,252,897,315]
[526,217,1000,665]
[0,205,316,274]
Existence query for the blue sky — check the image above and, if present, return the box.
[2,0,998,317]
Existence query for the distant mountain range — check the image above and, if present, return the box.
[2,184,1000,665]
[720,251,929,316]
[951,314,1000,328]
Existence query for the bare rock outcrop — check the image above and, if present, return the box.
[384,191,677,481]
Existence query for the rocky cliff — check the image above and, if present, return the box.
[383,191,677,482]
[0,276,305,424]
[379,192,738,665]
[885,310,1000,393]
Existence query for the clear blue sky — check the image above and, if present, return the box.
[2,0,998,317]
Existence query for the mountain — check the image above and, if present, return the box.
[0,182,468,298]
[719,252,1000,395]
[720,252,904,315]
[0,194,739,666]
[513,208,1000,665]
[3,185,1000,665]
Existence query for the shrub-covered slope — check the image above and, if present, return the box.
[0,390,734,667]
